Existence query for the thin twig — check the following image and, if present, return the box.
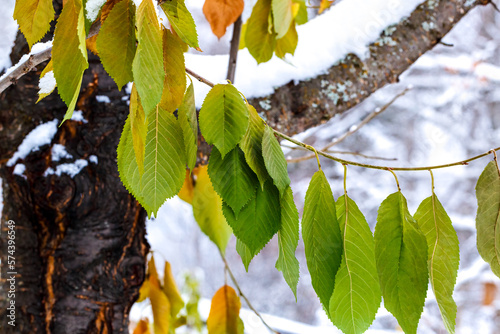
[291,86,411,163]
[186,67,215,87]
[219,250,280,334]
[287,149,397,163]
[226,16,242,83]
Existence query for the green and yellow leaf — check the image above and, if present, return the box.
[275,21,298,59]
[159,29,186,112]
[245,0,276,64]
[272,0,294,39]
[160,0,200,50]
[262,125,290,196]
[129,84,147,175]
[163,261,185,318]
[207,285,244,334]
[14,0,54,48]
[178,82,198,171]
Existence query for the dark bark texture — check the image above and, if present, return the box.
[0,32,149,333]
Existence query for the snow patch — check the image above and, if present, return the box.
[85,0,106,22]
[0,0,17,73]
[0,40,53,83]
[39,70,56,94]
[51,144,73,161]
[186,0,425,107]
[96,95,111,103]
[89,155,98,164]
[71,110,88,123]
[44,159,88,178]
[13,164,26,179]
[7,119,58,167]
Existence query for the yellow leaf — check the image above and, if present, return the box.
[14,0,55,48]
[159,29,187,112]
[192,165,232,253]
[150,282,171,334]
[275,20,298,58]
[272,0,293,39]
[133,319,151,334]
[163,261,185,318]
[207,285,244,334]
[319,0,334,14]
[202,0,244,39]
[178,169,194,204]
[147,256,161,288]
[129,84,147,175]
[137,279,150,303]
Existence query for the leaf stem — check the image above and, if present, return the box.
[218,250,280,334]
[387,168,401,191]
[343,164,348,195]
[429,169,435,194]
[491,149,500,178]
[306,144,321,170]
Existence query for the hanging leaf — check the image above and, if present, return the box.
[141,107,186,217]
[319,0,334,14]
[374,192,428,334]
[208,146,258,217]
[262,126,290,196]
[203,0,244,39]
[476,160,500,278]
[159,29,187,112]
[129,84,147,175]
[163,261,185,318]
[222,181,281,254]
[239,103,269,189]
[192,165,233,253]
[207,285,244,334]
[272,0,294,39]
[301,170,342,313]
[52,0,88,123]
[100,0,121,22]
[236,238,256,271]
[178,170,194,204]
[238,22,247,50]
[37,60,56,103]
[14,0,54,48]
[245,0,276,64]
[96,0,136,90]
[199,84,249,158]
[329,195,381,334]
[133,319,151,334]
[275,186,300,299]
[160,0,200,50]
[149,282,171,334]
[292,0,307,25]
[178,82,198,171]
[275,21,298,59]
[132,0,164,114]
[414,194,459,334]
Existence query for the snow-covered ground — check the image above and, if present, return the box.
[1,0,499,333]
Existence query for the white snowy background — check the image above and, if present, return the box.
[1,0,500,333]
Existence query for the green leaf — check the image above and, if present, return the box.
[275,21,298,59]
[141,107,186,217]
[374,192,428,334]
[192,165,232,253]
[223,181,281,254]
[262,126,290,196]
[132,0,164,114]
[178,82,198,171]
[239,103,269,189]
[245,0,276,64]
[476,160,500,278]
[96,0,136,90]
[208,146,258,217]
[329,195,381,334]
[52,0,88,123]
[292,0,308,25]
[160,29,187,112]
[236,238,257,271]
[199,84,249,158]
[414,194,459,334]
[302,170,342,313]
[272,0,293,39]
[129,84,147,175]
[160,0,200,50]
[117,116,149,211]
[14,0,54,48]
[275,186,300,299]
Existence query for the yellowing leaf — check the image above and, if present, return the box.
[133,0,165,114]
[52,0,89,123]
[159,29,186,112]
[100,0,121,22]
[150,282,171,334]
[275,21,298,59]
[207,285,244,334]
[86,34,98,55]
[178,169,194,204]
[160,0,200,50]
[163,261,185,318]
[14,0,54,47]
[192,165,233,253]
[97,0,136,90]
[137,279,150,303]
[148,256,161,288]
[319,0,334,14]
[245,0,276,64]
[178,82,198,171]
[203,0,244,39]
[133,319,151,334]
[272,0,293,39]
[129,84,147,175]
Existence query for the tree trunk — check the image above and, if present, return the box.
[0,33,149,333]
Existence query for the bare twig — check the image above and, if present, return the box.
[226,16,242,83]
[186,67,215,87]
[219,250,280,334]
[287,150,397,163]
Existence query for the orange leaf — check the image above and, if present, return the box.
[207,285,244,334]
[202,0,244,39]
[319,0,333,14]
[178,169,195,204]
[133,319,151,334]
[86,34,99,55]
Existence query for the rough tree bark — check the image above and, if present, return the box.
[0,0,491,333]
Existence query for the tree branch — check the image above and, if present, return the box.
[227,16,242,83]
